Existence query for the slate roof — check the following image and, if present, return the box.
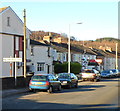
[30,39,51,47]
[0,6,9,13]
[51,42,96,55]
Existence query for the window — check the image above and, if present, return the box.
[52,75,57,81]
[7,17,10,26]
[37,63,44,71]
[31,46,34,56]
[48,75,54,81]
[48,47,50,57]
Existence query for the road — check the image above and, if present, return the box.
[2,78,119,110]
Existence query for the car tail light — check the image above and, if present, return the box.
[93,74,96,76]
[46,81,50,85]
[29,80,32,85]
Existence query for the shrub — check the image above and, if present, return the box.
[54,62,82,74]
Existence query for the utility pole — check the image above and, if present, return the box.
[23,9,26,78]
[116,43,118,69]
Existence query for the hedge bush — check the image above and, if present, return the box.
[54,62,82,74]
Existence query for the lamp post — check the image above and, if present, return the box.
[116,42,118,69]
[68,22,82,73]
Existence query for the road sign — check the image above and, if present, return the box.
[3,58,22,62]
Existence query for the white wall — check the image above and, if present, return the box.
[31,45,53,74]
[1,34,14,77]
[1,7,23,35]
[0,7,31,77]
[104,57,116,70]
[0,35,2,77]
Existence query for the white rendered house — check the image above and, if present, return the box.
[30,40,54,74]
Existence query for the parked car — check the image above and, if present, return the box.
[111,69,119,77]
[101,70,113,78]
[57,73,78,88]
[118,69,120,77]
[29,74,61,93]
[80,69,101,82]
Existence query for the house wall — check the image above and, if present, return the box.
[104,57,116,70]
[1,34,14,77]
[1,7,23,35]
[0,7,31,77]
[31,45,53,74]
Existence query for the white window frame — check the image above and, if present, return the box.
[37,62,45,71]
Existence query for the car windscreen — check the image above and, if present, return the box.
[31,75,47,81]
[111,70,116,73]
[102,70,110,73]
[58,74,70,79]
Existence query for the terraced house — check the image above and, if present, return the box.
[0,6,31,77]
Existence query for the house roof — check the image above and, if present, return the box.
[30,39,51,47]
[50,42,96,55]
[0,6,9,13]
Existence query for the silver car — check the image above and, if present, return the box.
[80,69,101,82]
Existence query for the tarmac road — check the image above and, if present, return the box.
[2,78,119,110]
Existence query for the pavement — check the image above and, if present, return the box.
[1,79,82,98]
[1,87,29,98]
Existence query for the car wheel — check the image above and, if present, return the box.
[68,83,72,89]
[82,78,85,81]
[47,86,53,93]
[29,88,33,92]
[94,79,97,82]
[75,83,78,88]
[58,85,62,91]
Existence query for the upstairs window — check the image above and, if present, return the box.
[48,47,50,57]
[31,46,34,56]
[7,17,10,27]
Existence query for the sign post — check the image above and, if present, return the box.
[3,56,22,86]
[15,55,17,86]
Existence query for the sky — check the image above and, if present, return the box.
[1,0,118,41]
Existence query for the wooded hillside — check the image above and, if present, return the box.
[30,31,120,52]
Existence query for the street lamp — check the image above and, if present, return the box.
[68,22,82,73]
[116,42,118,69]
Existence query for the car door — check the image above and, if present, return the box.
[52,75,60,89]
[71,73,76,85]
[73,74,78,83]
[48,75,55,88]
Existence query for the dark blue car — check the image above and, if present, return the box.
[101,70,113,78]
[57,73,78,88]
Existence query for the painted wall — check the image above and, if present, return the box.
[0,7,31,77]
[31,45,53,74]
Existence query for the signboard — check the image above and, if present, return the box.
[3,58,22,62]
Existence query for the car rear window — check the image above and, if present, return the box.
[82,70,94,73]
[31,75,47,81]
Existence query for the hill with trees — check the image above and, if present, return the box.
[30,31,120,52]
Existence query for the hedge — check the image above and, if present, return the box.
[54,62,82,74]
